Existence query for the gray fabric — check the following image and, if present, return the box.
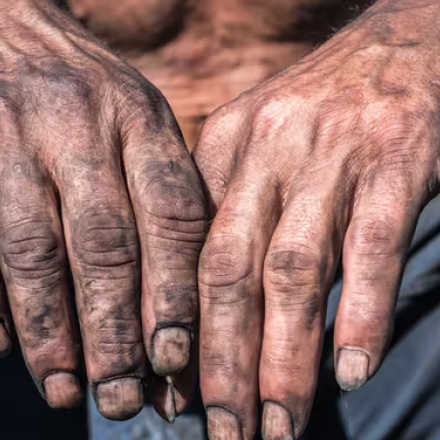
[307,195,440,440]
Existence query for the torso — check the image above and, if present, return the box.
[67,0,369,146]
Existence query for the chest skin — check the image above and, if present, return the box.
[67,0,370,146]
[68,0,369,49]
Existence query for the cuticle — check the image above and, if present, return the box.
[152,322,194,341]
[91,374,145,399]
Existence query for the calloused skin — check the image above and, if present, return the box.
[0,0,207,422]
[194,0,440,438]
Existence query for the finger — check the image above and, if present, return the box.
[199,161,279,440]
[334,174,422,391]
[0,274,12,356]
[122,94,207,419]
[0,155,82,408]
[152,341,198,423]
[260,173,347,440]
[55,136,146,420]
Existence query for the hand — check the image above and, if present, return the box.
[0,0,206,420]
[194,1,440,438]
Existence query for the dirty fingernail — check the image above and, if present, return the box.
[336,348,369,391]
[207,407,243,440]
[0,322,11,357]
[262,402,294,440]
[96,377,143,420]
[153,327,191,376]
[164,377,176,423]
[44,372,83,408]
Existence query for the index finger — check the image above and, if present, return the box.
[121,90,208,418]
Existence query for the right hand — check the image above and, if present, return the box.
[0,0,207,421]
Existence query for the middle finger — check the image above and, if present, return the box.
[54,131,147,421]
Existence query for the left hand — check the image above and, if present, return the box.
[194,1,440,438]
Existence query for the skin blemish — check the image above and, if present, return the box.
[304,292,323,331]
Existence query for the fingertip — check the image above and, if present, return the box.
[262,402,295,440]
[206,407,244,440]
[335,348,370,392]
[95,377,144,421]
[43,372,83,409]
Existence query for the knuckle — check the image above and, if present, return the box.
[264,243,325,327]
[199,234,254,289]
[200,105,232,136]
[31,64,95,110]
[71,210,138,275]
[348,215,400,257]
[0,219,62,289]
[134,159,207,223]
[252,95,295,137]
[265,243,323,293]
[119,79,175,130]
[196,99,245,154]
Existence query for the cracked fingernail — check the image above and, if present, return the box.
[336,348,369,391]
[164,378,176,423]
[96,377,143,420]
[207,407,243,440]
[262,402,294,440]
[44,372,83,408]
[153,327,191,376]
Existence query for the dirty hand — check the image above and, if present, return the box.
[0,0,206,420]
[194,0,440,438]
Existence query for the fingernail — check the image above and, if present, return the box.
[96,377,143,420]
[336,348,369,391]
[164,377,176,423]
[153,327,191,376]
[0,322,11,357]
[262,402,294,440]
[206,407,243,440]
[43,372,83,408]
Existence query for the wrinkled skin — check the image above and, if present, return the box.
[194,0,440,438]
[0,0,372,425]
[0,0,207,421]
[0,0,374,424]
[2,0,439,437]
